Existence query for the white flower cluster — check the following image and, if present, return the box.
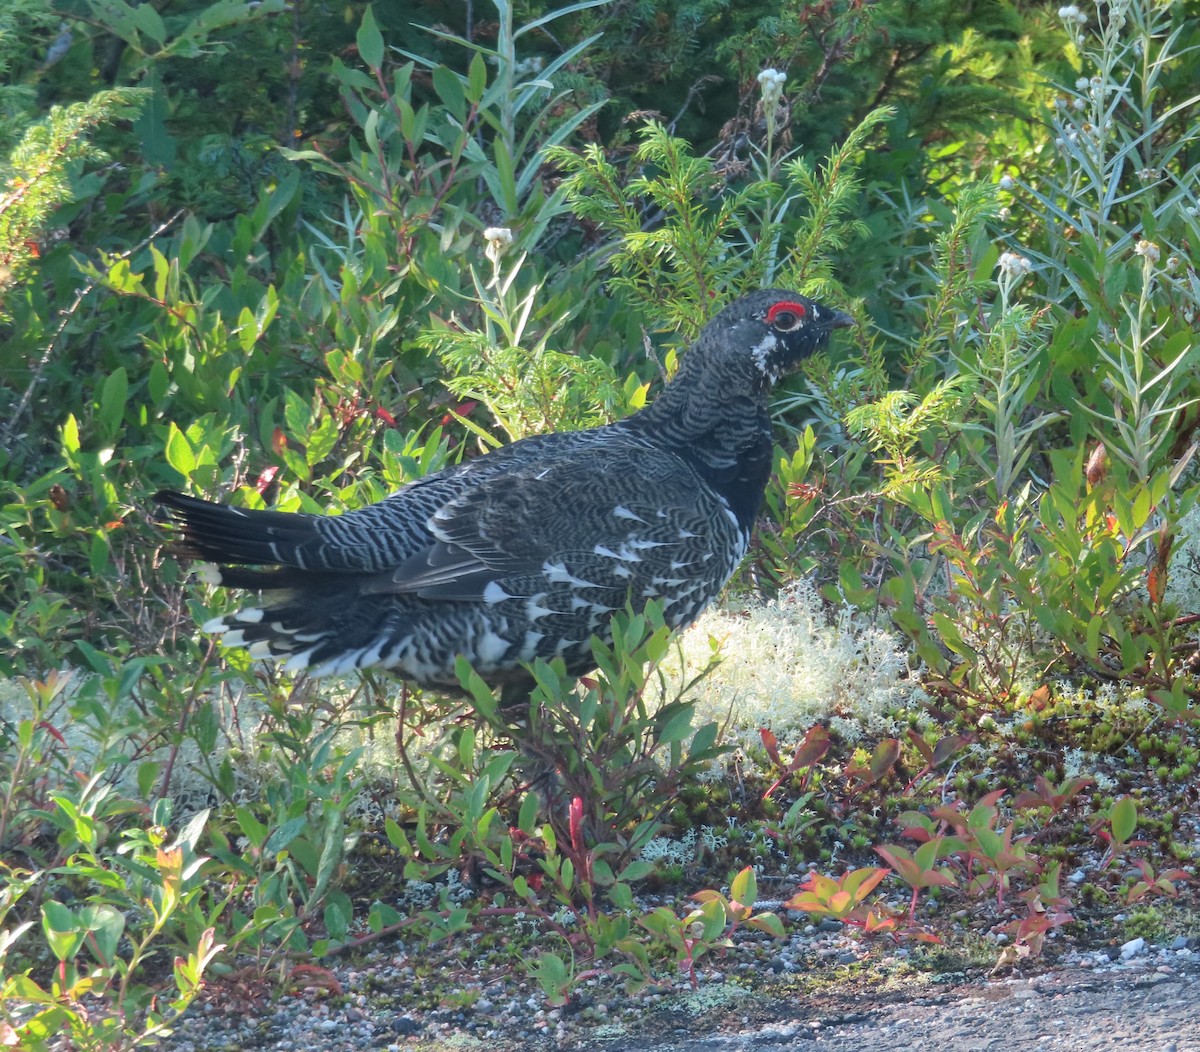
[1057,4,1087,23]
[998,251,1033,278]
[483,225,514,265]
[1134,238,1161,264]
[513,56,544,77]
[757,68,787,107]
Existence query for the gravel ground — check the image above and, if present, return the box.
[164,933,1200,1051]
[628,959,1200,1052]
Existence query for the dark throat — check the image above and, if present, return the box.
[631,392,775,534]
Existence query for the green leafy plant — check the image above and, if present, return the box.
[874,838,959,922]
[638,866,784,990]
[0,805,220,1050]
[782,866,901,935]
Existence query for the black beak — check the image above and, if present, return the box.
[827,309,855,330]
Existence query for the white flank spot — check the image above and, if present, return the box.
[221,629,247,646]
[522,631,545,654]
[477,631,509,665]
[597,546,643,561]
[283,650,315,673]
[678,528,698,539]
[197,563,222,586]
[356,642,386,668]
[235,608,264,623]
[612,564,633,579]
[311,654,357,677]
[670,559,691,570]
[612,505,647,523]
[723,505,739,529]
[543,560,600,589]
[247,641,274,659]
[628,538,667,551]
[483,581,513,604]
[526,599,556,620]
[202,615,230,634]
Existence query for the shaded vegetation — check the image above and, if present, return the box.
[1,0,1199,1046]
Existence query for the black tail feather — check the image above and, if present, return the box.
[154,489,319,568]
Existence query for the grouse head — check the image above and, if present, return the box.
[697,289,854,389]
[645,290,854,432]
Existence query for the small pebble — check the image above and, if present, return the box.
[1120,937,1146,959]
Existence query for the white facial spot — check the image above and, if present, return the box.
[750,333,780,378]
[612,505,647,523]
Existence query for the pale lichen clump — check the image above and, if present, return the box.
[671,579,923,757]
[638,826,731,867]
[1163,500,1200,626]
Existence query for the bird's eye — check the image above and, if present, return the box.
[765,300,808,332]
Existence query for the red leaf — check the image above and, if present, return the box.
[255,465,280,496]
[1147,565,1165,605]
[760,727,781,766]
[791,724,832,771]
[906,728,934,765]
[38,720,67,746]
[568,796,584,854]
[867,738,901,781]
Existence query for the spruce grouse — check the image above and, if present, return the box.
[157,289,852,690]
